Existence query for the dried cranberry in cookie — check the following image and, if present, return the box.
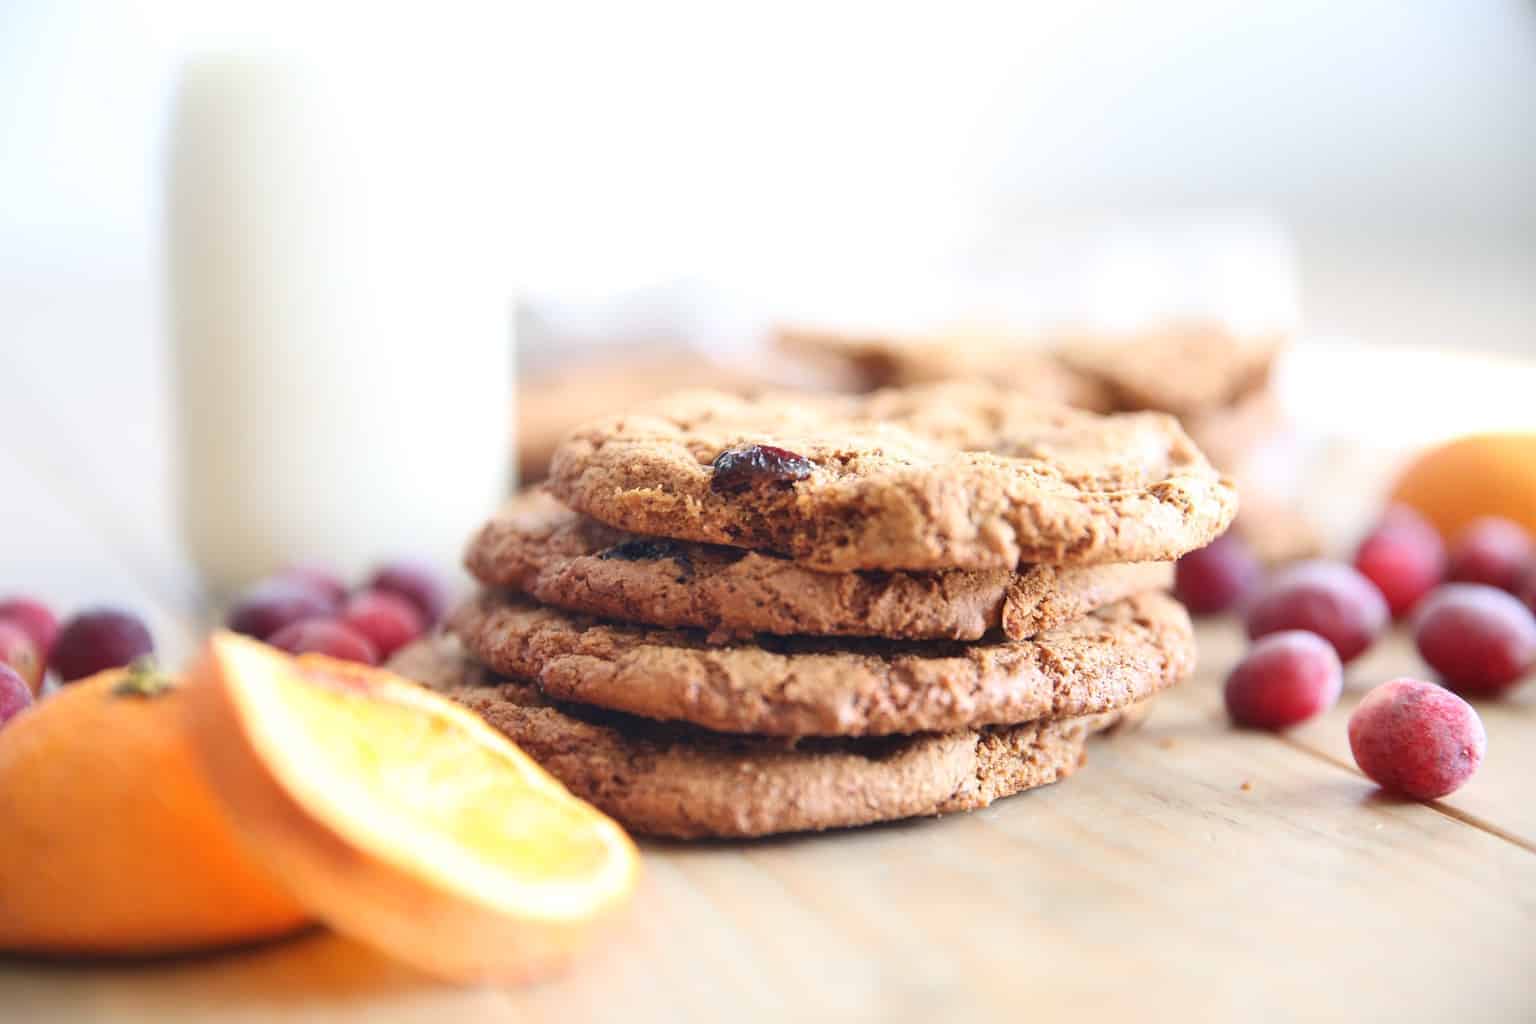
[709,444,814,494]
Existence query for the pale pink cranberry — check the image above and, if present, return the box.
[226,578,335,641]
[1413,584,1536,696]
[0,597,58,660]
[0,621,43,694]
[1353,506,1446,618]
[1348,678,1485,799]
[340,591,423,659]
[1225,630,1343,730]
[1518,563,1536,617]
[1174,533,1263,615]
[274,564,348,609]
[368,561,448,626]
[267,619,379,665]
[0,664,33,729]
[1245,560,1388,663]
[1447,516,1533,592]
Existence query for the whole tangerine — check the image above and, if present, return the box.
[0,662,310,956]
[1390,433,1536,542]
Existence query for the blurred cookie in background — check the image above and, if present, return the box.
[775,323,1114,410]
[1055,322,1284,420]
[775,318,1318,564]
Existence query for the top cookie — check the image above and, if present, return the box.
[548,381,1237,572]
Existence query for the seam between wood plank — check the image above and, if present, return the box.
[1276,734,1536,857]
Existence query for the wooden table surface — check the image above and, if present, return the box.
[0,342,1533,1022]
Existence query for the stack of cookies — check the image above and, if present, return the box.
[391,381,1238,838]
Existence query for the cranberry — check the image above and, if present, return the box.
[709,444,815,495]
[1447,516,1533,592]
[1353,506,1446,618]
[268,619,379,665]
[0,663,32,729]
[0,622,43,694]
[227,578,336,641]
[1174,533,1262,615]
[1245,560,1388,663]
[368,560,448,627]
[1348,678,1485,799]
[1413,584,1536,695]
[275,564,348,609]
[599,537,695,579]
[1519,563,1536,616]
[0,597,58,660]
[340,591,423,659]
[51,608,155,683]
[1224,630,1343,730]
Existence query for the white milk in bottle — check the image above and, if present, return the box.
[167,51,513,594]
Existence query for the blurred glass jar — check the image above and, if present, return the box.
[167,50,512,593]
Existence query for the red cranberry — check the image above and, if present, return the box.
[1413,584,1536,696]
[1174,533,1263,615]
[226,578,337,641]
[1518,563,1536,617]
[1353,506,1446,618]
[0,663,33,729]
[1224,630,1343,729]
[1245,560,1388,664]
[709,444,814,495]
[268,619,379,665]
[1348,678,1485,799]
[0,622,43,694]
[51,608,155,683]
[1447,516,1533,592]
[0,597,58,660]
[340,591,423,659]
[275,564,348,609]
[368,560,448,627]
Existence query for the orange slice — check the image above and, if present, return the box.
[184,631,639,983]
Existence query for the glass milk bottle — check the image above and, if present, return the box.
[167,52,513,594]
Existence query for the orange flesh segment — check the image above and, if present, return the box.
[221,639,634,921]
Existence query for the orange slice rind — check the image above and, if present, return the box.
[185,631,639,983]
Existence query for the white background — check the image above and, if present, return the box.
[0,0,1533,611]
[2,1,1534,350]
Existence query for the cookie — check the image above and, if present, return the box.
[466,491,1174,641]
[388,635,1146,839]
[1057,323,1283,419]
[450,590,1192,737]
[777,323,1113,410]
[548,381,1237,572]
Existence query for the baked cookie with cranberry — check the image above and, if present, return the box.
[466,490,1173,641]
[547,381,1237,572]
[449,589,1192,738]
[389,634,1147,839]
